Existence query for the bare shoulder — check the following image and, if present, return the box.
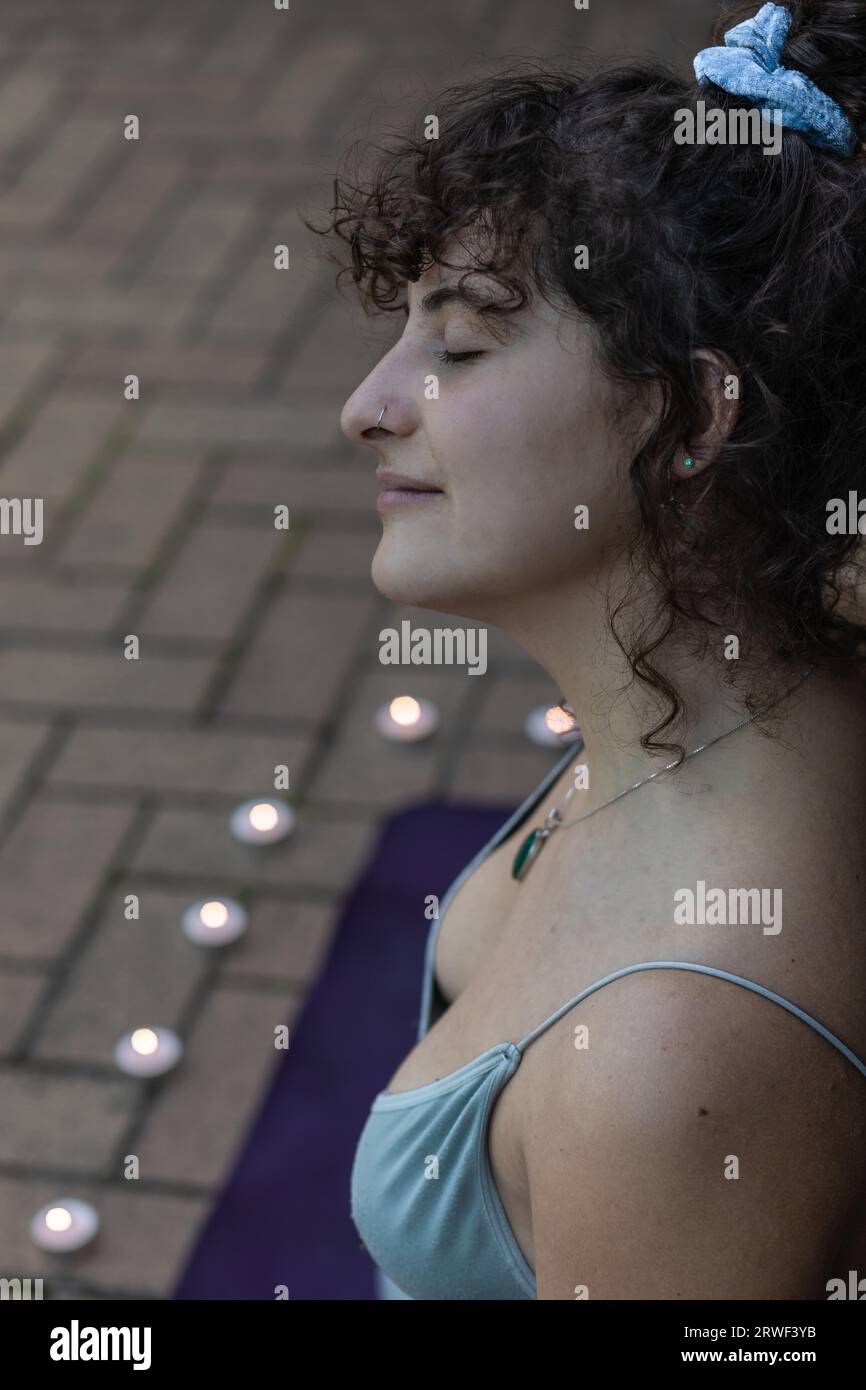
[520,964,866,1300]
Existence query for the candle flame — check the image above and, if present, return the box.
[46,1207,73,1232]
[131,1028,159,1056]
[544,704,574,735]
[389,696,421,727]
[200,900,229,929]
[249,802,279,832]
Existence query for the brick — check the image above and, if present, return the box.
[210,458,375,515]
[253,35,370,142]
[29,0,144,38]
[76,1187,210,1297]
[7,286,192,334]
[57,453,204,569]
[62,340,268,391]
[0,394,123,502]
[47,727,312,797]
[0,650,212,713]
[65,28,187,74]
[0,64,60,148]
[0,1070,136,1172]
[0,1177,208,1296]
[138,516,284,641]
[493,0,706,56]
[70,157,184,243]
[78,69,252,113]
[0,576,129,634]
[222,590,375,721]
[0,242,128,290]
[132,987,301,1186]
[0,510,62,564]
[207,266,306,339]
[0,117,119,229]
[32,888,209,1066]
[0,335,56,425]
[205,230,325,338]
[0,719,51,814]
[320,54,456,161]
[209,147,307,186]
[280,300,397,396]
[136,401,343,450]
[223,897,339,985]
[291,528,378,581]
[139,188,256,283]
[196,8,282,74]
[0,974,46,1058]
[447,745,565,804]
[309,668,469,807]
[0,248,48,285]
[0,797,137,961]
[131,805,379,892]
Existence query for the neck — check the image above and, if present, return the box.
[481,578,781,804]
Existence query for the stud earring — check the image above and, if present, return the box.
[683,456,695,470]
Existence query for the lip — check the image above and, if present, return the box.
[375,469,445,515]
[376,469,444,493]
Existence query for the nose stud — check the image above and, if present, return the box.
[376,405,387,427]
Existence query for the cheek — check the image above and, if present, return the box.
[429,365,618,538]
[429,395,549,555]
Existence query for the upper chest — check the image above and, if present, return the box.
[392,756,866,1096]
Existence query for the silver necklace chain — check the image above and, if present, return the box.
[512,663,815,882]
[547,664,817,834]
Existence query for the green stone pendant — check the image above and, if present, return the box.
[511,827,546,881]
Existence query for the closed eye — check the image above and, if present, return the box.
[433,349,485,365]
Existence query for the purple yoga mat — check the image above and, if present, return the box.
[172,799,509,1301]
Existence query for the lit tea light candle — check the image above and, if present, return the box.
[525,704,582,747]
[31,1198,99,1253]
[375,695,439,742]
[182,897,248,946]
[230,798,294,845]
[114,1026,183,1078]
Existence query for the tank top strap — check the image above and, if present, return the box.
[514,960,866,1081]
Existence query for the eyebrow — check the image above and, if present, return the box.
[402,284,495,318]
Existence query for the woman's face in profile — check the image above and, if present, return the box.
[340,249,646,624]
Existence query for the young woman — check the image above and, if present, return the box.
[314,0,866,1299]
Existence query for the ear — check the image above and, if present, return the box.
[672,349,741,479]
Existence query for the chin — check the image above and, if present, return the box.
[370,539,475,614]
[371,543,513,626]
[371,544,447,609]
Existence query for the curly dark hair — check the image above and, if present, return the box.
[306,0,866,761]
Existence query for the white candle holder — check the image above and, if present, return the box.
[114,1026,183,1078]
[375,696,439,743]
[182,897,248,947]
[229,798,294,845]
[525,704,582,747]
[30,1198,99,1253]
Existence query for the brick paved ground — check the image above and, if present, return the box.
[0,0,714,1298]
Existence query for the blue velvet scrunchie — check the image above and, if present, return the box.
[693,2,859,154]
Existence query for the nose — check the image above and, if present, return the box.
[340,396,387,447]
[340,354,415,451]
[340,390,392,450]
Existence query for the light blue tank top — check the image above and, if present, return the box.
[350,741,866,1300]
